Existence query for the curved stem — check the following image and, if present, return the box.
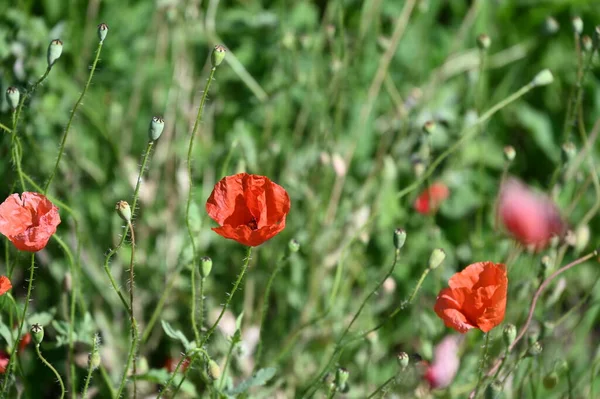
[190,265,201,345]
[81,336,99,398]
[367,375,396,399]
[35,344,65,399]
[44,41,104,193]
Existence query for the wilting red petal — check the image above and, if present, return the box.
[414,182,450,215]
[0,192,61,252]
[434,262,507,333]
[424,336,461,389]
[0,276,11,296]
[498,178,564,250]
[206,173,290,246]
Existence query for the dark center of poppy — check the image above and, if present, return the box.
[246,217,258,230]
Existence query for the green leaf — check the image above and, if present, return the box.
[225,367,277,396]
[0,319,12,345]
[28,309,56,327]
[514,104,560,163]
[135,369,197,396]
[161,320,192,350]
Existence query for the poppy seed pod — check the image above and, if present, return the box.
[97,23,109,42]
[47,39,63,67]
[477,34,491,50]
[30,324,44,345]
[149,116,165,141]
[393,228,407,250]
[5,87,19,111]
[200,256,212,279]
[503,146,516,162]
[397,352,409,369]
[288,238,300,253]
[428,248,446,270]
[115,201,132,222]
[211,45,226,67]
[532,69,554,87]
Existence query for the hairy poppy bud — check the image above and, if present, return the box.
[211,45,226,67]
[532,69,554,87]
[527,341,543,357]
[97,23,109,42]
[115,201,132,222]
[88,351,101,370]
[288,239,300,253]
[422,120,436,135]
[544,17,560,35]
[572,17,583,35]
[6,87,19,111]
[149,116,165,141]
[428,248,446,270]
[503,324,516,347]
[334,368,349,391]
[393,228,406,250]
[477,34,491,50]
[208,359,221,380]
[503,146,516,162]
[47,39,63,67]
[30,323,44,345]
[397,352,409,369]
[582,35,593,52]
[200,256,212,279]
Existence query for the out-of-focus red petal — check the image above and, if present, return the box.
[0,276,11,296]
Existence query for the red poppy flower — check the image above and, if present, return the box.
[18,332,31,353]
[0,351,9,373]
[414,182,449,215]
[0,192,61,252]
[0,276,11,296]
[434,262,507,333]
[164,356,191,373]
[206,173,291,247]
[498,178,564,249]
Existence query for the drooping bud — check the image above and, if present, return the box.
[334,368,349,391]
[200,256,213,279]
[148,116,165,141]
[6,87,19,111]
[97,23,109,42]
[208,359,221,380]
[503,145,516,162]
[397,352,409,369]
[422,120,436,135]
[544,17,560,35]
[88,351,101,370]
[393,228,407,250]
[477,34,491,50]
[115,201,132,223]
[527,341,543,357]
[428,248,446,270]
[561,142,576,163]
[503,324,516,348]
[47,39,63,67]
[288,239,300,253]
[572,17,583,35]
[532,69,554,87]
[31,323,44,345]
[582,35,593,52]
[211,45,226,67]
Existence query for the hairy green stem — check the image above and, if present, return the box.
[190,265,201,346]
[157,348,210,398]
[366,375,396,399]
[81,336,99,398]
[35,344,65,399]
[472,333,491,397]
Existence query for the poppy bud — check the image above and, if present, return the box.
[97,23,109,42]
[211,45,226,67]
[503,324,516,347]
[148,116,165,141]
[422,121,436,135]
[532,69,554,87]
[544,17,560,35]
[397,352,409,369]
[477,34,491,50]
[6,87,19,111]
[527,341,543,357]
[561,142,576,163]
[115,201,132,222]
[88,351,101,370]
[575,224,590,253]
[543,371,558,389]
[582,35,593,52]
[47,39,63,67]
[334,367,349,391]
[288,239,300,253]
[572,17,583,35]
[208,359,221,380]
[200,256,212,279]
[30,323,44,345]
[428,248,446,270]
[393,228,406,250]
[503,146,516,162]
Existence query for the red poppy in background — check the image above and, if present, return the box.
[434,261,507,333]
[0,192,61,252]
[18,333,31,353]
[206,173,291,247]
[498,178,564,249]
[0,351,9,374]
[0,276,11,296]
[414,182,449,215]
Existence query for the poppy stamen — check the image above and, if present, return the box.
[247,217,258,230]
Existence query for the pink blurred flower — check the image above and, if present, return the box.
[497,178,565,249]
[414,182,450,215]
[424,335,461,389]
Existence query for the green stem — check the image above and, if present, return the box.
[366,375,396,399]
[99,365,117,399]
[0,122,11,133]
[191,265,201,346]
[0,254,35,396]
[35,344,65,399]
[81,336,98,398]
[128,220,139,399]
[199,277,205,340]
[116,318,139,398]
[157,348,210,398]
[472,332,491,398]
[44,41,104,194]
[218,334,237,391]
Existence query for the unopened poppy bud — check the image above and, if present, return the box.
[532,69,554,87]
[30,323,44,345]
[477,34,491,50]
[428,248,446,270]
[575,224,590,253]
[211,45,226,67]
[561,142,576,163]
[334,368,349,390]
[97,23,109,42]
[527,341,543,357]
[503,146,516,162]
[422,120,436,135]
[543,371,558,389]
[208,359,221,380]
[288,239,300,253]
[115,201,132,222]
[6,87,19,111]
[88,351,101,370]
[63,272,72,293]
[503,324,516,347]
[47,39,63,67]
[572,17,583,35]
[582,35,593,52]
[397,352,409,369]
[393,228,406,250]
[544,17,560,35]
[200,256,212,278]
[149,116,165,141]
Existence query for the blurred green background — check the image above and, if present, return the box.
[1,0,600,397]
